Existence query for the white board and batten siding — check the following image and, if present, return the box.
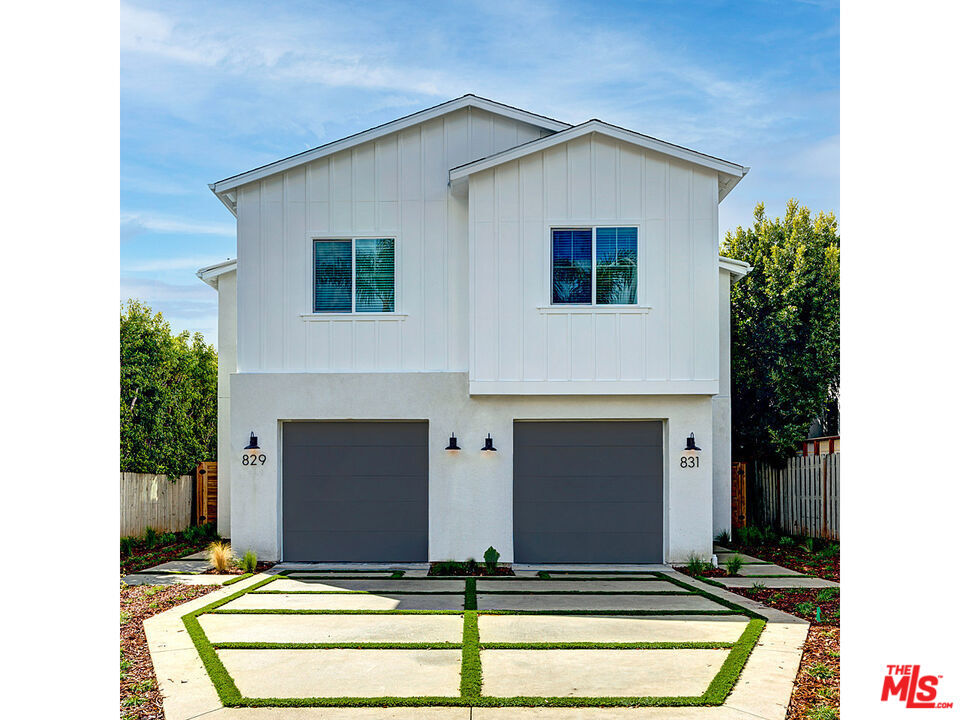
[235,107,549,374]
[468,134,721,395]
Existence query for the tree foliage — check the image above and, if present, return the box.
[721,200,839,466]
[121,300,218,476]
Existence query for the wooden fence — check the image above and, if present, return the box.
[749,453,840,540]
[120,472,193,537]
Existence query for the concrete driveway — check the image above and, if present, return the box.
[145,567,807,719]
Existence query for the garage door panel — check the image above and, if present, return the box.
[515,501,661,534]
[513,421,663,563]
[283,530,427,562]
[514,474,663,503]
[282,421,427,561]
[515,422,661,447]
[289,501,427,532]
[284,422,427,447]
[288,476,426,503]
[515,531,662,564]
[513,446,662,477]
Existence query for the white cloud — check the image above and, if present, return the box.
[120,212,234,238]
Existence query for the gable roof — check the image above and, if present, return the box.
[449,119,748,202]
[209,94,571,215]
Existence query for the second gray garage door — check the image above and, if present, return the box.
[281,421,428,562]
[513,421,663,563]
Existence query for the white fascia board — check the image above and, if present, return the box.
[197,258,237,289]
[450,120,748,199]
[210,95,570,198]
[719,256,752,282]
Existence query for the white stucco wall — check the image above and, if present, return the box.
[229,371,714,564]
[216,269,237,537]
[712,269,733,537]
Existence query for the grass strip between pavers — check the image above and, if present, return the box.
[182,566,767,708]
[213,641,463,650]
[479,641,735,650]
[460,611,481,701]
[222,573,254,586]
[250,590,466,595]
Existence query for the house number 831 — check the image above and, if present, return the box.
[680,456,700,468]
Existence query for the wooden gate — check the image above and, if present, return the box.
[731,461,747,530]
[195,461,218,526]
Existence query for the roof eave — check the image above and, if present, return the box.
[196,258,237,289]
[719,256,752,282]
[210,95,571,198]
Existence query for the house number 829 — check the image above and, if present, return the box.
[680,456,700,468]
[242,454,267,466]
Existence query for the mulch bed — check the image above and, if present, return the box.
[121,538,213,575]
[727,585,839,625]
[120,583,218,720]
[675,566,728,579]
[730,542,839,582]
[787,626,840,719]
[428,562,515,576]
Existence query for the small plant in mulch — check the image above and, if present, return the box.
[675,563,726,579]
[724,553,744,576]
[429,559,515,576]
[120,522,220,575]
[207,541,233,573]
[120,582,218,719]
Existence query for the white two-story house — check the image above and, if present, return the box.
[199,94,750,564]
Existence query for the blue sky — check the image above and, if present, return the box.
[121,0,839,345]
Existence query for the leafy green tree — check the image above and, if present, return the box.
[721,200,839,466]
[120,300,218,476]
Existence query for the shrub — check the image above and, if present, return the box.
[816,542,840,559]
[761,526,778,544]
[241,550,257,573]
[143,527,158,548]
[796,601,816,616]
[715,529,730,544]
[724,554,744,576]
[182,525,201,542]
[159,532,176,545]
[202,522,219,538]
[686,554,709,576]
[736,526,763,546]
[752,581,767,590]
[806,662,836,680]
[120,537,135,556]
[800,537,816,553]
[483,546,501,572]
[208,541,232,573]
[779,535,795,547]
[805,706,838,720]
[431,560,462,575]
[816,587,839,602]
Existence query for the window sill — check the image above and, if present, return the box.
[536,305,652,314]
[300,313,408,321]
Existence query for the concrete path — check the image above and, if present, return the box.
[708,545,839,589]
[145,569,808,720]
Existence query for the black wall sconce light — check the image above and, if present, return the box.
[245,432,260,450]
[685,433,701,451]
[445,432,461,451]
[481,433,497,452]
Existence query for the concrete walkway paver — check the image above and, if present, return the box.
[123,573,227,586]
[476,580,681,592]
[481,648,729,697]
[221,592,464,611]
[219,648,462,698]
[734,565,802,577]
[716,576,838,589]
[478,614,749,644]
[477,593,728,612]
[200,613,464,644]
[266,578,464,592]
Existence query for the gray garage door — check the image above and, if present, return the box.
[281,421,428,561]
[514,421,663,563]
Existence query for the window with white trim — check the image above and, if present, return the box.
[551,227,638,305]
[313,238,396,313]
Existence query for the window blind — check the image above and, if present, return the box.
[355,238,395,312]
[596,227,638,304]
[552,229,593,303]
[314,240,352,312]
